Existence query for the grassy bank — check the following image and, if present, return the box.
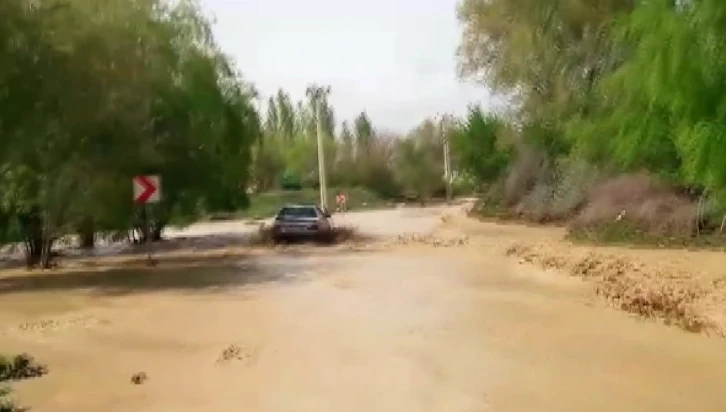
[470,173,726,250]
[566,223,726,250]
[473,202,726,250]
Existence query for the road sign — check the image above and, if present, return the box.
[133,175,161,204]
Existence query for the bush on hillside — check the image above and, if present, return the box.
[514,158,600,222]
[471,150,716,243]
[569,174,701,240]
[481,153,601,223]
[503,145,545,207]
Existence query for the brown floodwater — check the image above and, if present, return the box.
[1,246,725,412]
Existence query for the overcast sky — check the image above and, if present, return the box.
[203,0,493,133]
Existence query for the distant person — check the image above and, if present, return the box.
[335,191,348,213]
[335,192,343,212]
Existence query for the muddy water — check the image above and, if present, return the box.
[2,248,726,412]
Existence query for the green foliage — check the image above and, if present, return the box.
[584,0,726,192]
[455,0,726,236]
[0,0,260,266]
[457,0,632,155]
[392,120,446,202]
[252,88,405,199]
[450,106,511,186]
[279,172,303,191]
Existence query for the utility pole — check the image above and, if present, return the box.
[441,115,453,204]
[315,96,328,211]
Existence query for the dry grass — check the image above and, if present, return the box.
[482,154,602,224]
[571,173,697,238]
[503,146,545,207]
[483,166,715,245]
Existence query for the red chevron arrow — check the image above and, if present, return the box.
[133,176,158,204]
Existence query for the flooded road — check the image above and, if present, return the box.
[2,210,726,411]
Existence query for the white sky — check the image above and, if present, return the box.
[203,0,493,133]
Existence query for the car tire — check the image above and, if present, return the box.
[317,230,334,245]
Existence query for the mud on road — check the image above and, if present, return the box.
[2,204,726,412]
[500,232,726,337]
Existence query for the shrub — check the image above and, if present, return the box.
[503,145,545,206]
[571,173,698,238]
[0,353,48,382]
[508,156,601,223]
[0,386,22,412]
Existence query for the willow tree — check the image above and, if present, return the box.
[456,0,633,156]
[0,0,260,266]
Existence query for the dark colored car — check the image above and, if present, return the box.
[271,205,333,243]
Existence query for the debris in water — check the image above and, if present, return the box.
[130,372,148,385]
[217,344,258,365]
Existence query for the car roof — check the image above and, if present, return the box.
[280,204,318,209]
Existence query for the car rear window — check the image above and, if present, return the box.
[277,207,318,219]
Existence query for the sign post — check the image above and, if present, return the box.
[133,175,161,264]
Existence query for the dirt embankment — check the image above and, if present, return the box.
[464,171,726,337]
[504,240,726,337]
[433,205,726,337]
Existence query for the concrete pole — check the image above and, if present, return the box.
[316,98,328,211]
[444,138,452,204]
[441,116,452,204]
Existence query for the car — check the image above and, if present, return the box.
[271,204,334,243]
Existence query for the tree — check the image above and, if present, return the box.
[456,0,633,157]
[275,89,296,141]
[393,120,445,203]
[305,84,335,140]
[570,0,723,189]
[0,0,261,266]
[334,121,356,185]
[450,106,511,186]
[353,111,374,157]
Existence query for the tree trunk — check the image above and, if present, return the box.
[22,222,55,268]
[24,236,42,268]
[78,218,95,249]
[150,223,163,242]
[20,209,44,268]
[137,207,150,243]
[40,237,54,269]
[696,193,705,237]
